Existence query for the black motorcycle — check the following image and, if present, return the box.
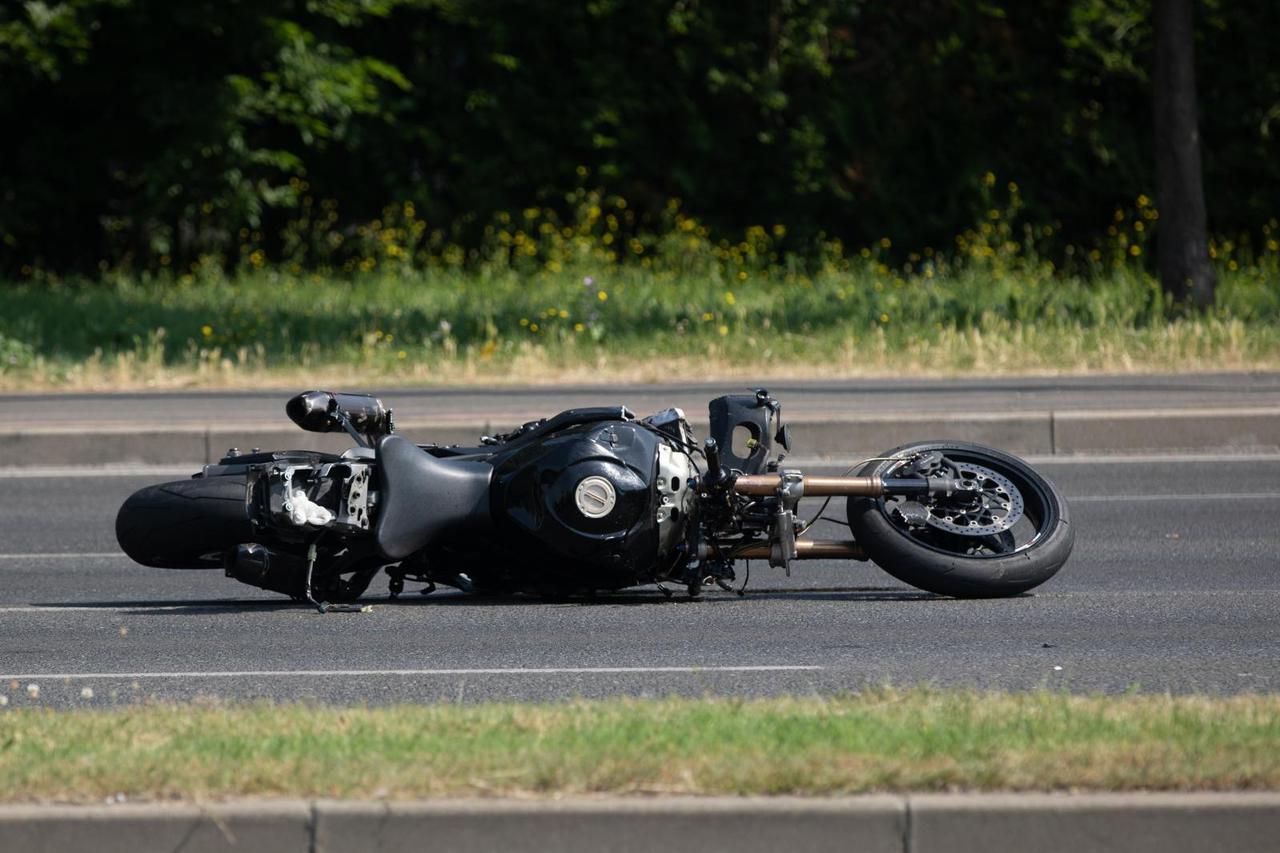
[116,390,1074,610]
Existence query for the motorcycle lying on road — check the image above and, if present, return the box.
[117,390,1074,610]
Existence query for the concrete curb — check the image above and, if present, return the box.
[0,801,311,853]
[1,794,1278,852]
[5,407,1279,466]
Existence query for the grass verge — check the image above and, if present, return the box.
[2,690,1278,802]
[2,263,1278,390]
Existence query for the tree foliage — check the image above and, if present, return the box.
[1,0,1277,272]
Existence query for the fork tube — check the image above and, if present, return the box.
[730,540,867,560]
[732,474,883,497]
[732,474,935,498]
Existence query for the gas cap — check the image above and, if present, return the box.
[574,476,617,518]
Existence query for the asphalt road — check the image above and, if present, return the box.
[0,455,1277,707]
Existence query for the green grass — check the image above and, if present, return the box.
[1,690,1278,802]
[5,190,1278,388]
[2,263,1278,390]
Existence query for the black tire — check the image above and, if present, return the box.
[116,475,254,568]
[846,441,1073,598]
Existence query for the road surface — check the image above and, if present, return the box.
[1,454,1276,707]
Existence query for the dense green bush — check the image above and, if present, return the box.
[2,0,1277,274]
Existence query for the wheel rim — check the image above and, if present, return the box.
[873,448,1058,559]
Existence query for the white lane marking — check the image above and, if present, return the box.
[0,466,195,479]
[793,452,1280,467]
[1068,493,1280,503]
[0,605,199,613]
[1027,452,1280,465]
[0,552,126,560]
[0,665,822,680]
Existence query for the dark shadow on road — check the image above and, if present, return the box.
[379,586,957,606]
[25,584,1017,614]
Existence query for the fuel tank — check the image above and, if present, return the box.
[486,420,663,582]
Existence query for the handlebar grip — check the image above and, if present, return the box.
[704,437,723,482]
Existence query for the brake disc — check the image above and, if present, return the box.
[923,462,1025,536]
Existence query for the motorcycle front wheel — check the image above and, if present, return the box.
[846,441,1074,598]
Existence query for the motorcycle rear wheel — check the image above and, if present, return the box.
[116,475,254,568]
[116,474,380,603]
[846,441,1073,598]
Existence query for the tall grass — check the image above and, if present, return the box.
[3,189,1277,388]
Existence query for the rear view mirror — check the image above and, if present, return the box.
[776,423,793,452]
[285,390,392,437]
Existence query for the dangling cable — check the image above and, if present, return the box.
[303,534,328,614]
[796,455,909,539]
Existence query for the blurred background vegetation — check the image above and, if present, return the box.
[3,0,1276,274]
[1,0,1277,385]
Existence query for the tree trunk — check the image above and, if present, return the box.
[1153,0,1215,309]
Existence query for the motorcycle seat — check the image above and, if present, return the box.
[374,434,493,560]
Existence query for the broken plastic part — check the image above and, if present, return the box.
[288,490,334,526]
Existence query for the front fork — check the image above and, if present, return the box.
[714,469,969,569]
[732,472,964,500]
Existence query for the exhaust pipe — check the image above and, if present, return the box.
[225,544,306,597]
